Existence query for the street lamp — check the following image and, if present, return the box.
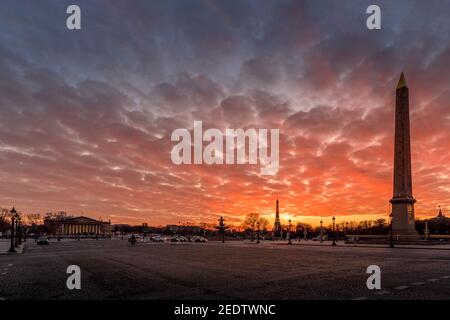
[344,222,349,241]
[34,224,38,242]
[320,220,323,243]
[288,219,292,245]
[332,216,336,246]
[389,211,394,248]
[214,216,228,243]
[14,217,18,247]
[14,216,21,247]
[8,207,17,253]
[202,223,207,239]
[256,221,260,244]
[17,216,22,245]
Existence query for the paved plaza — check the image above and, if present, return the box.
[0,239,449,300]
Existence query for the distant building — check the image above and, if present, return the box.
[427,207,450,234]
[112,224,132,233]
[162,224,180,233]
[44,216,112,236]
[161,224,203,235]
[272,199,282,238]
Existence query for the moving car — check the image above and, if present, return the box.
[37,236,49,245]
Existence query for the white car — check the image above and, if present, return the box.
[170,236,187,242]
[193,236,208,243]
[312,235,328,241]
[151,235,166,242]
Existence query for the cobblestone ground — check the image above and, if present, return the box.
[0,239,449,300]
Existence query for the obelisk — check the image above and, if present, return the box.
[389,72,418,239]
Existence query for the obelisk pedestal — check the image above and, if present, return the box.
[389,73,419,241]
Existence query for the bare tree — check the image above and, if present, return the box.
[26,213,42,225]
[242,213,260,229]
[0,208,11,232]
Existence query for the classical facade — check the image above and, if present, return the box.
[45,216,111,236]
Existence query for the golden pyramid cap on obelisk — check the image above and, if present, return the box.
[396,72,408,89]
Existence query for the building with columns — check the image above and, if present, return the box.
[45,216,111,236]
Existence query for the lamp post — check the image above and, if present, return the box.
[288,219,292,245]
[256,221,260,244]
[332,216,336,246]
[15,216,21,247]
[320,220,323,243]
[344,222,349,242]
[14,218,18,247]
[8,207,17,253]
[424,221,429,241]
[389,212,394,248]
[17,217,22,245]
[202,223,207,239]
[214,216,228,243]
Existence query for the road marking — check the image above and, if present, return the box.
[394,286,409,290]
[428,278,439,282]
[352,297,367,300]
[0,297,6,300]
[440,275,450,279]
[411,282,425,286]
[1,272,7,275]
[375,290,389,295]
[7,264,12,267]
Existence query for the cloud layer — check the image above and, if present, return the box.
[1,0,450,225]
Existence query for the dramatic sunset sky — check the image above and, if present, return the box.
[1,0,450,226]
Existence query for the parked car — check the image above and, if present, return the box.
[170,236,188,242]
[37,236,49,245]
[312,235,328,241]
[151,235,166,242]
[193,236,208,243]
